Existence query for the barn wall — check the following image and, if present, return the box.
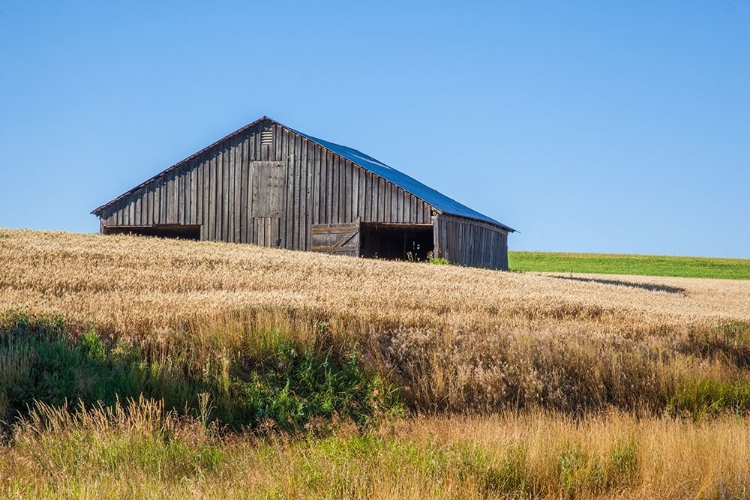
[100,122,262,244]
[98,119,433,251]
[433,214,508,270]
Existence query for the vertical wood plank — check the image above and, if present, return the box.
[300,139,309,250]
[133,195,141,226]
[305,141,313,249]
[143,185,150,226]
[164,172,171,225]
[278,128,288,247]
[177,167,184,225]
[173,170,180,224]
[127,196,134,226]
[364,172,371,222]
[295,137,304,249]
[381,182,388,222]
[239,136,247,243]
[368,174,375,221]
[390,185,399,222]
[234,138,242,242]
[217,146,224,240]
[188,160,196,225]
[221,144,229,241]
[152,184,159,225]
[140,192,146,225]
[229,137,241,243]
[183,167,189,225]
[390,185,399,223]
[305,141,318,228]
[257,217,264,246]
[312,144,320,226]
[160,176,167,225]
[285,152,295,249]
[210,152,218,240]
[226,141,234,241]
[165,173,173,224]
[176,167,183,225]
[314,144,322,225]
[379,178,386,221]
[328,151,335,224]
[230,138,238,242]
[369,173,377,221]
[223,142,231,241]
[344,163,352,223]
[331,155,339,223]
[247,130,256,243]
[197,156,204,227]
[395,188,402,223]
[274,124,281,163]
[340,155,347,223]
[321,149,329,224]
[357,166,365,221]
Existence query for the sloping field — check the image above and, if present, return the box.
[510,250,750,279]
[2,228,750,498]
[2,227,750,414]
[2,229,749,330]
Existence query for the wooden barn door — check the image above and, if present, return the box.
[251,161,286,247]
[311,221,360,257]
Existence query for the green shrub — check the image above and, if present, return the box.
[0,314,404,433]
[426,252,450,265]
[668,378,750,418]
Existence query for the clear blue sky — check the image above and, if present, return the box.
[1,1,748,258]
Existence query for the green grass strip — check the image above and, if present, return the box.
[509,252,750,280]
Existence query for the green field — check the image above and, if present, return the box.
[509,251,750,280]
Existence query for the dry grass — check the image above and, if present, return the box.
[1,228,750,498]
[2,228,750,414]
[1,397,748,499]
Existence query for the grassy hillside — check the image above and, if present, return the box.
[1,228,750,498]
[510,251,750,279]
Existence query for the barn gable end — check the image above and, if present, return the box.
[93,117,514,269]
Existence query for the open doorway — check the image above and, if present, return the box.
[359,223,434,261]
[103,224,201,241]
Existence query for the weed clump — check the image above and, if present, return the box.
[0,314,402,433]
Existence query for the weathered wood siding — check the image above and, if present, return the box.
[311,221,360,257]
[98,119,432,251]
[433,214,509,270]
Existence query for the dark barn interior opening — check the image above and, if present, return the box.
[360,223,434,261]
[103,224,201,241]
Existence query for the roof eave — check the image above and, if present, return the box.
[439,211,516,233]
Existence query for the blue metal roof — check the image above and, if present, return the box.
[294,130,514,232]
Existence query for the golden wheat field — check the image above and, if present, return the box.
[2,228,748,331]
[1,228,750,499]
[2,228,750,411]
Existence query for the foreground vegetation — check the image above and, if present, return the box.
[510,250,750,280]
[1,228,749,497]
[2,398,748,499]
[0,314,400,433]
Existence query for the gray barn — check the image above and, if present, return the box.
[92,116,515,269]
